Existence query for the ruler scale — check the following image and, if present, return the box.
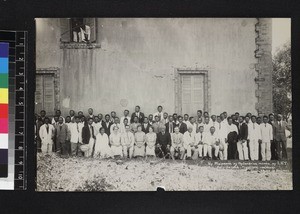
[0,31,26,190]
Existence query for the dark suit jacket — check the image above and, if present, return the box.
[273,120,291,142]
[101,121,113,136]
[82,125,95,144]
[177,122,187,134]
[156,132,171,147]
[237,122,248,141]
[165,122,176,133]
[131,112,145,123]
[141,123,151,134]
[55,124,70,143]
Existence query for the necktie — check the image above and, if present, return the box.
[219,123,221,129]
[46,125,49,134]
[189,133,191,137]
[279,122,281,129]
[265,124,266,127]
[201,133,203,140]
[77,123,79,132]
[253,123,255,129]
[60,125,62,131]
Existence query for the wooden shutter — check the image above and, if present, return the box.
[35,75,44,114]
[181,74,205,116]
[181,75,192,115]
[192,75,204,114]
[84,18,97,42]
[43,75,55,116]
[60,18,71,42]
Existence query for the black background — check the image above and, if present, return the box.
[0,0,300,213]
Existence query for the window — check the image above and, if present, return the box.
[60,18,100,49]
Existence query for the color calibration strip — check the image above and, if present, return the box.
[0,42,9,178]
[0,31,26,190]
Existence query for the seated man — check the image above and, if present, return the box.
[195,126,205,159]
[203,126,220,160]
[183,126,198,160]
[121,125,134,158]
[155,126,171,158]
[170,126,185,160]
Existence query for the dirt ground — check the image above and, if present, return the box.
[36,153,293,192]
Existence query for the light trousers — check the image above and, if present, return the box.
[41,142,53,154]
[203,144,212,158]
[220,139,228,160]
[249,139,259,160]
[237,140,249,160]
[122,145,133,158]
[261,141,271,161]
[186,145,199,159]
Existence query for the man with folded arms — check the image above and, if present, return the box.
[170,126,185,160]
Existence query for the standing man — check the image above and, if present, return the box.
[227,117,239,160]
[177,116,187,134]
[237,116,249,160]
[39,117,55,154]
[260,116,273,161]
[142,117,151,134]
[110,117,121,135]
[196,110,203,121]
[69,116,84,156]
[120,118,129,134]
[153,105,164,119]
[155,126,171,158]
[203,116,211,133]
[152,115,163,134]
[170,126,185,160]
[102,114,113,136]
[148,114,154,125]
[69,110,75,122]
[219,113,228,160]
[87,108,94,119]
[92,116,102,136]
[55,116,70,156]
[273,114,292,160]
[110,111,117,123]
[183,114,191,127]
[121,125,135,158]
[165,115,176,134]
[160,112,169,125]
[183,126,198,160]
[120,109,131,125]
[189,117,197,135]
[131,105,145,123]
[36,110,47,152]
[268,113,276,160]
[52,110,65,124]
[173,113,179,125]
[247,116,261,160]
[81,118,96,157]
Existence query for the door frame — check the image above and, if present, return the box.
[35,67,60,115]
[174,68,211,115]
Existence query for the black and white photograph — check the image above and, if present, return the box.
[35,18,292,191]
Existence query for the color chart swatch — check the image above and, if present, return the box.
[0,42,8,177]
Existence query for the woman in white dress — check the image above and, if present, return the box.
[134,125,146,157]
[109,126,123,158]
[145,126,156,157]
[94,127,112,158]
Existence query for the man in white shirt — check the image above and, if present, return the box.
[121,125,135,158]
[248,115,261,160]
[69,116,84,156]
[196,117,204,133]
[218,114,229,160]
[260,116,273,161]
[87,108,95,119]
[189,117,197,135]
[92,116,102,136]
[120,109,131,125]
[203,126,220,160]
[69,110,75,123]
[110,111,117,123]
[110,117,122,134]
[39,117,55,154]
[183,114,191,127]
[203,116,212,133]
[153,105,164,120]
[195,126,205,159]
[51,109,65,124]
[183,126,197,160]
[160,112,169,125]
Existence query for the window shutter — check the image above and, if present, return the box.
[84,18,97,43]
[43,75,55,116]
[181,75,192,115]
[35,75,44,114]
[60,18,71,42]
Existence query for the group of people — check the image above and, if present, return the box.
[35,105,292,161]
